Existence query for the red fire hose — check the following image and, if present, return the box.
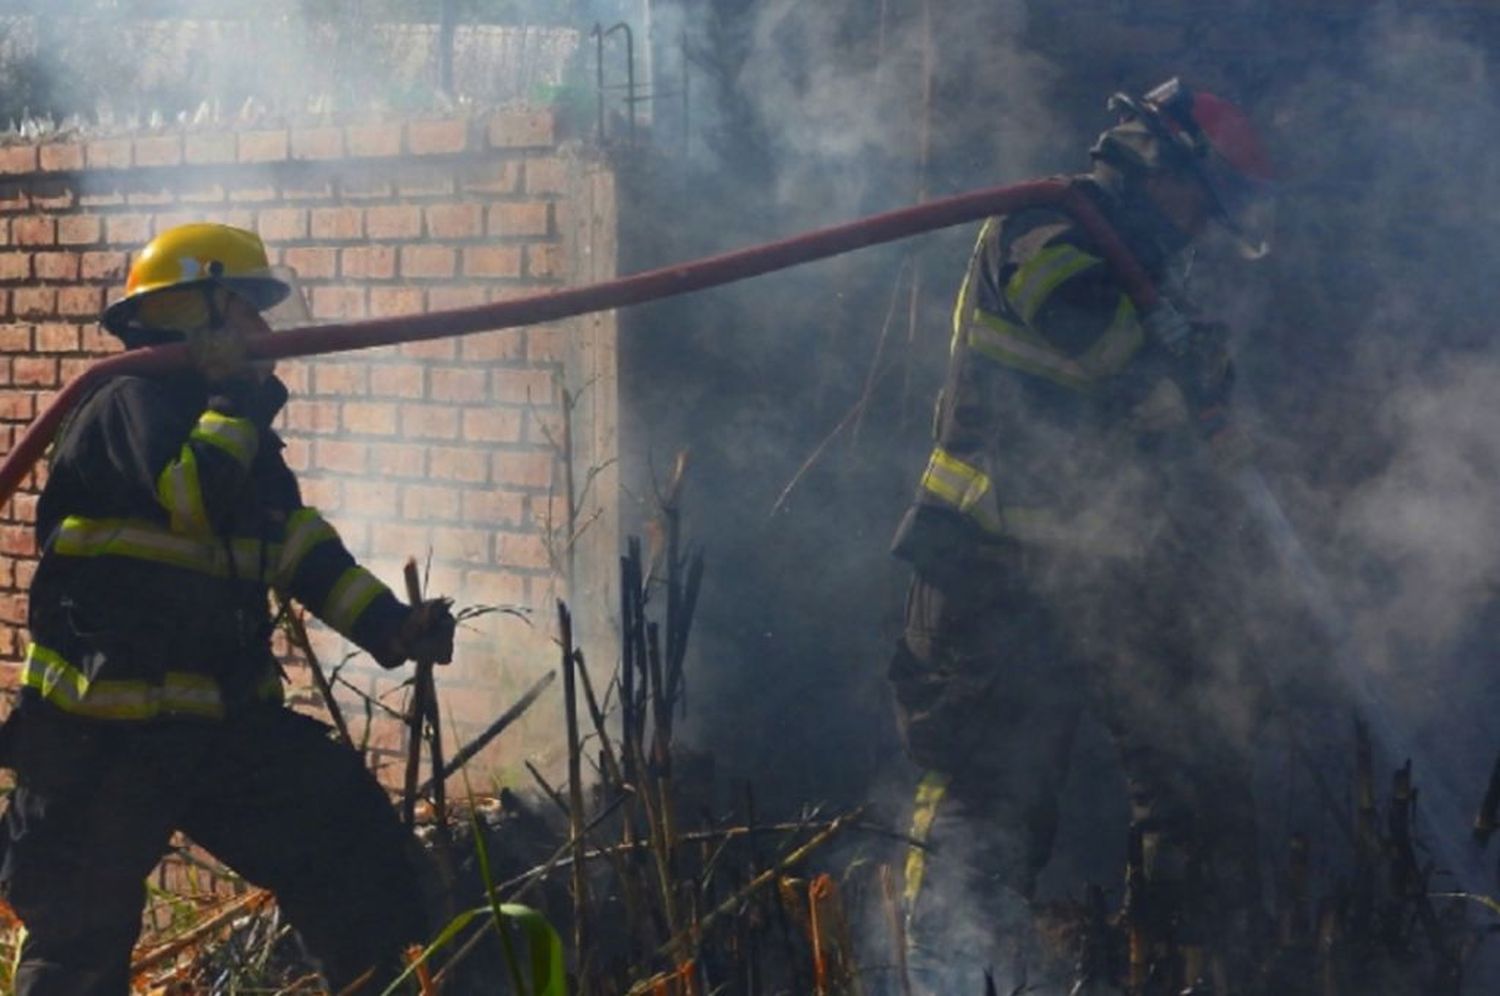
[0,178,1157,508]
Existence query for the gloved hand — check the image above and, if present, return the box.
[1141,301,1193,356]
[382,598,456,668]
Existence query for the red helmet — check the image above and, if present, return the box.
[1107,78,1275,254]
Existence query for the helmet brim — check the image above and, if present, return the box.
[102,275,292,341]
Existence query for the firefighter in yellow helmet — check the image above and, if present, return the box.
[0,223,454,994]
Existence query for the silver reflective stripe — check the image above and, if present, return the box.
[276,508,338,587]
[22,642,228,720]
[54,516,278,582]
[966,309,1092,390]
[919,448,1004,534]
[323,567,387,635]
[1078,294,1144,378]
[190,411,258,467]
[156,448,210,535]
[1006,243,1101,322]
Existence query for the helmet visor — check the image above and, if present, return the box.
[1200,152,1276,259]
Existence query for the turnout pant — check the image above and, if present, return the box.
[0,701,428,995]
[890,554,1262,988]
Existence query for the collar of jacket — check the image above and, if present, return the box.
[1075,170,1192,280]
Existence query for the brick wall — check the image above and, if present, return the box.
[0,110,620,781]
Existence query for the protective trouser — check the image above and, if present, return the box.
[0,702,428,995]
[889,568,1084,990]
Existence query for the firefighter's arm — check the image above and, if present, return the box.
[272,498,454,668]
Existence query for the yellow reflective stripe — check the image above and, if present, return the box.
[920,449,1004,534]
[967,309,1092,391]
[1006,243,1101,323]
[904,771,951,909]
[22,642,228,720]
[1078,294,1143,379]
[323,567,387,635]
[949,219,998,355]
[190,410,259,468]
[53,516,280,582]
[156,447,210,535]
[275,508,337,587]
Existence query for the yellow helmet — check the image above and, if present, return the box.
[102,223,291,345]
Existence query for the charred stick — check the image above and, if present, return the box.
[278,598,353,747]
[655,808,865,960]
[880,864,914,996]
[400,560,429,826]
[418,670,556,796]
[525,759,573,819]
[560,601,591,979]
[620,549,638,788]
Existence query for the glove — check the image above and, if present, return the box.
[383,598,456,668]
[1141,301,1193,356]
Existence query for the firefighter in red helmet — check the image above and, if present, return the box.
[890,79,1275,992]
[0,223,456,994]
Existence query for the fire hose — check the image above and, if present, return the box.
[0,176,1487,894]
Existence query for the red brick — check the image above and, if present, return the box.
[0,526,35,557]
[428,446,488,484]
[133,135,183,168]
[492,368,554,405]
[462,330,525,363]
[495,531,550,570]
[13,287,55,318]
[5,494,33,526]
[345,481,402,520]
[283,246,337,280]
[486,110,554,149]
[398,337,456,361]
[461,490,524,526]
[400,246,455,279]
[462,246,521,279]
[310,207,363,240]
[57,215,101,246]
[528,326,566,364]
[58,286,102,318]
[401,404,458,440]
[283,399,340,433]
[85,138,132,170]
[0,183,27,213]
[38,143,83,172]
[282,174,334,201]
[368,286,423,318]
[228,182,277,204]
[31,180,72,211]
[178,179,227,204]
[80,323,120,354]
[185,132,235,165]
[342,401,398,435]
[401,484,461,521]
[371,522,430,559]
[370,443,426,478]
[488,201,551,237]
[340,170,394,200]
[0,252,29,281]
[433,526,491,564]
[396,165,454,197]
[281,437,311,471]
[0,391,33,420]
[406,119,469,156]
[12,355,56,386]
[364,205,422,240]
[459,568,528,609]
[34,323,78,352]
[126,185,174,207]
[257,208,307,242]
[426,286,485,312]
[340,245,396,280]
[425,203,484,239]
[461,161,521,195]
[428,367,487,404]
[462,408,523,443]
[238,129,288,164]
[314,439,367,475]
[492,451,554,488]
[369,362,425,399]
[291,127,345,160]
[59,357,93,382]
[528,244,567,280]
[310,287,366,320]
[106,214,151,246]
[0,146,35,175]
[312,362,368,395]
[0,325,30,351]
[525,157,566,195]
[12,217,53,247]
[79,183,124,208]
[346,123,403,158]
[33,252,77,281]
